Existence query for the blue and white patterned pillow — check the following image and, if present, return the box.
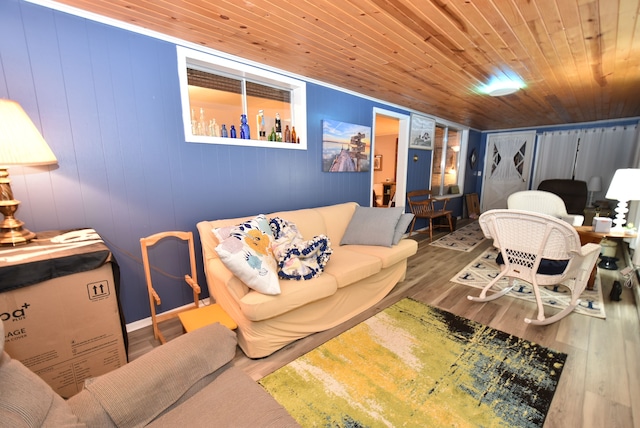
[269,217,332,280]
[214,215,280,295]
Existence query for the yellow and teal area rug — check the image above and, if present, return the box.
[259,298,566,427]
[451,247,606,319]
[429,221,485,252]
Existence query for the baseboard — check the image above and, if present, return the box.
[125,298,211,333]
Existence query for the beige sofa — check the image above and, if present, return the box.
[0,321,299,427]
[197,202,418,358]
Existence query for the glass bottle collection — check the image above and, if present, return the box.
[191,108,299,143]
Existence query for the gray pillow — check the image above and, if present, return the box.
[392,213,415,245]
[341,206,404,247]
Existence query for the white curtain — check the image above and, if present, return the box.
[574,126,638,202]
[492,137,527,181]
[532,130,580,188]
[531,124,640,266]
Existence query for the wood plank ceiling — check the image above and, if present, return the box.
[46,0,640,130]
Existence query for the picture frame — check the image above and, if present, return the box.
[409,113,436,150]
[322,119,371,172]
[374,154,382,170]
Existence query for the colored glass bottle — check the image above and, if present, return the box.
[230,125,237,138]
[210,119,220,137]
[221,124,228,138]
[291,126,297,144]
[257,110,266,140]
[275,113,282,141]
[240,114,250,139]
[269,127,276,142]
[284,125,291,143]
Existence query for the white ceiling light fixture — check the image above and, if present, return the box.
[481,80,524,96]
[478,71,525,97]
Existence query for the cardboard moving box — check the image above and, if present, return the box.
[1,263,126,398]
[1,237,127,398]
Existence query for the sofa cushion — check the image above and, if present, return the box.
[323,247,382,288]
[313,202,358,243]
[346,238,418,269]
[393,213,415,245]
[215,215,281,295]
[68,323,237,427]
[340,206,405,247]
[147,367,300,427]
[239,274,338,321]
[269,208,328,239]
[0,352,85,428]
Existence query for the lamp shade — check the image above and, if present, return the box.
[605,169,640,201]
[587,176,602,192]
[0,99,57,166]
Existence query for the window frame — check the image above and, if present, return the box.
[177,46,307,150]
[431,125,468,196]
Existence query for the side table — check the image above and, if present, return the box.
[573,226,637,290]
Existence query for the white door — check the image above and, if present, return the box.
[481,131,536,211]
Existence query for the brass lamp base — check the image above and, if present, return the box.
[1,169,36,246]
[0,203,36,246]
[0,224,36,246]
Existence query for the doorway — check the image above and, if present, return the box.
[480,131,536,211]
[372,109,410,208]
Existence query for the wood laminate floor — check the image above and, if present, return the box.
[127,223,640,428]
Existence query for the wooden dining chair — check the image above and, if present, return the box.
[406,189,454,241]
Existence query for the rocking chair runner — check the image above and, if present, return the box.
[406,189,453,241]
[467,209,601,325]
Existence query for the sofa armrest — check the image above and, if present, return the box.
[68,323,237,427]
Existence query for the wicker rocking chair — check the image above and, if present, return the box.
[467,209,600,325]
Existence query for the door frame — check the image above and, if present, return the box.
[372,108,410,208]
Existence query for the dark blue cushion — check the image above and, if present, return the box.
[495,253,569,275]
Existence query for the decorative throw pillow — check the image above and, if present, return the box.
[269,217,333,280]
[340,206,405,247]
[393,213,415,245]
[214,215,280,295]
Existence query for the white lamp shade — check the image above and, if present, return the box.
[0,99,57,167]
[605,168,640,201]
[587,176,602,192]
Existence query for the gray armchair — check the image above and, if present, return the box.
[537,179,588,215]
[0,321,299,427]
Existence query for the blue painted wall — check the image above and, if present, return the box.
[1,0,438,324]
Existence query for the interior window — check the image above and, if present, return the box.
[177,46,307,149]
[431,125,465,195]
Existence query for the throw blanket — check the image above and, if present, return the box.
[269,217,332,280]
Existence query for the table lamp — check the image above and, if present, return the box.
[587,176,601,207]
[605,168,640,232]
[0,99,57,246]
